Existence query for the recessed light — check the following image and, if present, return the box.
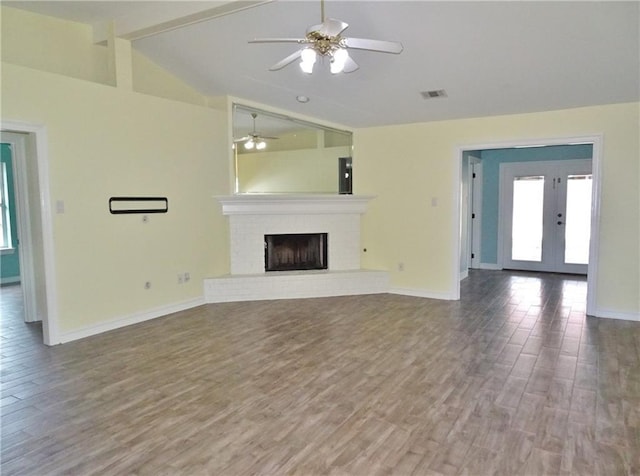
[296,95,310,103]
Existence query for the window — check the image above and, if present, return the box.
[511,175,545,262]
[0,161,13,249]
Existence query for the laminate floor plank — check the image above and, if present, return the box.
[2,270,639,475]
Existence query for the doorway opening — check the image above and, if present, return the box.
[455,136,601,316]
[1,123,58,345]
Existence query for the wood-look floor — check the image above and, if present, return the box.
[1,270,639,475]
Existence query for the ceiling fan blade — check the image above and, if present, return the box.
[233,136,251,143]
[344,37,403,54]
[260,136,279,140]
[309,18,348,37]
[268,49,304,71]
[249,38,306,44]
[342,56,359,73]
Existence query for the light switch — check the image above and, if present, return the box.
[56,200,65,214]
[431,197,438,207]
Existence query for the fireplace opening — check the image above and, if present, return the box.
[265,233,328,272]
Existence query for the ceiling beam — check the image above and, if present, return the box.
[93,0,273,44]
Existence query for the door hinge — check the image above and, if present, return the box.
[471,253,475,259]
[472,173,476,179]
[472,213,476,219]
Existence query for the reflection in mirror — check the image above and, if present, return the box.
[233,104,353,194]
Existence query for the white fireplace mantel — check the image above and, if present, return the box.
[216,194,375,216]
[205,193,389,302]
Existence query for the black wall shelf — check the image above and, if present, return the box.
[109,197,168,214]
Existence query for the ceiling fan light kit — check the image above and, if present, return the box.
[329,48,349,74]
[244,139,266,150]
[300,48,317,73]
[234,112,276,151]
[250,0,403,75]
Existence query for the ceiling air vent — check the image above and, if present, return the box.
[420,89,448,99]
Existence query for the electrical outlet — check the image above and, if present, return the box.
[144,281,151,289]
[398,262,405,272]
[177,273,184,284]
[184,272,190,282]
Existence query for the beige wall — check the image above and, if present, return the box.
[1,63,230,334]
[355,102,640,315]
[1,6,230,338]
[131,51,208,106]
[1,6,110,85]
[1,6,208,105]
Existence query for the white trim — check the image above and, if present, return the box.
[592,308,640,322]
[58,297,205,344]
[2,132,38,323]
[390,287,458,301]
[478,262,502,270]
[585,137,603,317]
[451,146,462,300]
[496,164,505,268]
[1,277,21,285]
[1,121,59,345]
[460,269,469,280]
[216,194,374,215]
[454,134,603,316]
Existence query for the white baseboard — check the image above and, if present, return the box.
[591,308,640,322]
[476,263,502,270]
[460,269,469,280]
[390,287,458,301]
[58,296,205,344]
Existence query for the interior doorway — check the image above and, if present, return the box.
[455,136,602,316]
[1,123,57,345]
[1,132,39,324]
[1,142,21,286]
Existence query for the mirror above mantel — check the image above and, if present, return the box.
[232,103,353,195]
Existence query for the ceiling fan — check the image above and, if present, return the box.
[234,112,278,150]
[249,0,403,74]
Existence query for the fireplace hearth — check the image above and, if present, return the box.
[206,195,388,303]
[265,233,328,272]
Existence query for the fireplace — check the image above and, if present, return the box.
[265,233,328,272]
[205,195,389,303]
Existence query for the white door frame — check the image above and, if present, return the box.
[1,120,59,345]
[2,132,37,322]
[452,134,602,316]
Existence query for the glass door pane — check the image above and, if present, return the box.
[564,174,592,264]
[511,176,544,262]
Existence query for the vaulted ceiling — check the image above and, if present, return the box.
[7,1,639,128]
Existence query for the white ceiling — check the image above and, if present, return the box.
[7,1,639,128]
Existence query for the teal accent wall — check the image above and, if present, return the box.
[479,144,593,265]
[1,143,21,282]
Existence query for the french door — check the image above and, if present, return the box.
[500,159,592,274]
